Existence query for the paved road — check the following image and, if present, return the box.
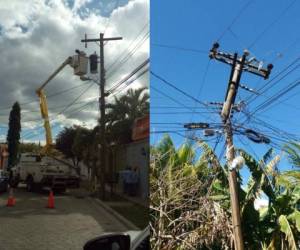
[0,186,130,250]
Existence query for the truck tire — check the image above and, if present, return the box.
[26,176,34,192]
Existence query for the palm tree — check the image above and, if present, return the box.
[106,87,149,143]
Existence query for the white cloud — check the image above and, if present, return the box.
[72,0,93,11]
[0,0,149,142]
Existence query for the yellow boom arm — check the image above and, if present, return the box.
[36,57,73,154]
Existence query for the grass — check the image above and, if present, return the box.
[104,192,148,229]
[83,183,148,229]
[109,202,149,229]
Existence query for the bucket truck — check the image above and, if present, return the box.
[11,52,88,192]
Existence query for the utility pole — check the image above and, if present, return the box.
[81,33,122,200]
[209,42,273,250]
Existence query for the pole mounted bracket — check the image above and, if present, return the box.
[209,42,274,79]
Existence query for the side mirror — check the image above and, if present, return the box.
[83,234,130,250]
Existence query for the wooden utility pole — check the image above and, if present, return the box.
[209,42,273,250]
[81,33,122,200]
[222,52,245,250]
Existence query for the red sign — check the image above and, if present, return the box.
[132,115,149,141]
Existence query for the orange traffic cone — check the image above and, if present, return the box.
[46,190,55,209]
[6,187,16,207]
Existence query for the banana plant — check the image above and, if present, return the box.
[238,149,300,249]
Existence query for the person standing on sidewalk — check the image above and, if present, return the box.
[119,166,131,194]
[128,167,139,196]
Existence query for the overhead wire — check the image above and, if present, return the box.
[217,0,253,41]
[107,58,149,94]
[189,59,211,121]
[151,71,209,108]
[244,56,300,105]
[245,78,300,121]
[248,0,297,49]
[151,43,207,54]
[105,22,149,79]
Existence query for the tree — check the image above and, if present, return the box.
[19,142,41,153]
[6,102,21,167]
[72,127,95,178]
[106,87,149,144]
[55,126,81,174]
[56,125,100,188]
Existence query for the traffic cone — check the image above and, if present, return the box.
[6,187,16,207]
[46,190,55,209]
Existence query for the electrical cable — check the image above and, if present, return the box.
[248,0,297,49]
[217,0,253,41]
[107,58,149,94]
[151,71,209,108]
[151,43,207,54]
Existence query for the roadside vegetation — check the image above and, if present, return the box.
[150,135,300,250]
[6,102,21,167]
[55,87,149,196]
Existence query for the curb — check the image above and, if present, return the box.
[87,197,139,231]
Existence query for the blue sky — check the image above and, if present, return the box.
[150,0,300,182]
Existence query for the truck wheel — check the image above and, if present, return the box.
[26,176,34,192]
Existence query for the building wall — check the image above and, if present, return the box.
[114,139,149,200]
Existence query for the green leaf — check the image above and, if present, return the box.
[287,210,300,232]
[209,194,228,201]
[278,215,298,250]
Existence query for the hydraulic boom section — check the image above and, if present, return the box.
[36,57,73,155]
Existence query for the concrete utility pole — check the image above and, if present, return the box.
[81,33,122,200]
[209,42,273,250]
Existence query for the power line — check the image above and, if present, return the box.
[245,56,300,104]
[151,71,209,108]
[248,0,297,49]
[217,0,253,41]
[0,82,92,112]
[106,31,149,80]
[151,43,207,54]
[152,111,218,115]
[247,78,300,119]
[107,58,149,94]
[106,22,149,78]
[108,67,149,98]
[151,85,195,112]
[190,59,211,121]
[56,83,95,115]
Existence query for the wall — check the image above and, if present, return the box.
[113,138,149,200]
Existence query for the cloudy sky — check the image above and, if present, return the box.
[0,0,149,144]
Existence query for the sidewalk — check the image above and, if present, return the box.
[105,183,148,208]
[68,186,148,230]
